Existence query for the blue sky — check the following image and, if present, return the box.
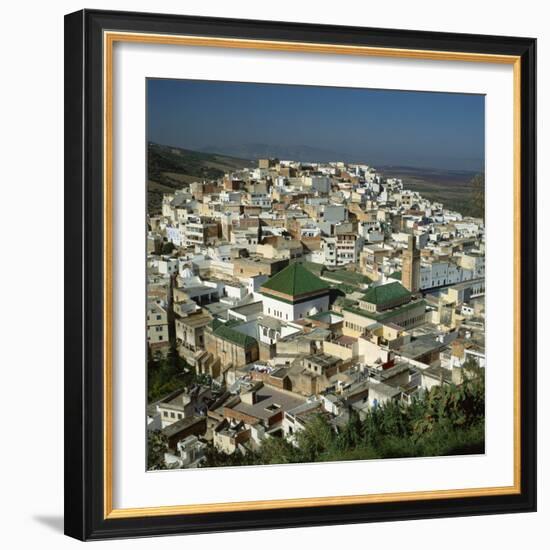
[147,78,484,171]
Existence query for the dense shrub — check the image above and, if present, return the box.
[200,366,485,468]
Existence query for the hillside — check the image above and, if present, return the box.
[146,143,483,219]
[147,143,254,213]
[379,166,483,217]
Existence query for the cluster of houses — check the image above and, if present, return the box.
[146,157,486,469]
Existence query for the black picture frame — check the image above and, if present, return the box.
[64,9,537,541]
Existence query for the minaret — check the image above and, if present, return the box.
[402,235,420,293]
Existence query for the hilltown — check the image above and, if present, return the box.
[147,157,485,469]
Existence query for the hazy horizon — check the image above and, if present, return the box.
[147,79,485,172]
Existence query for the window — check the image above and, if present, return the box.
[170,412,175,418]
[163,411,168,417]
[178,413,183,419]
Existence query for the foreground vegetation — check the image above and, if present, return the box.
[147,361,484,470]
[148,348,209,403]
[201,364,485,468]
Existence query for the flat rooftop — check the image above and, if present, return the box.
[397,336,446,360]
[229,301,263,316]
[234,256,287,265]
[162,416,204,438]
[422,365,453,384]
[306,353,341,368]
[334,335,357,347]
[177,311,212,328]
[232,385,306,421]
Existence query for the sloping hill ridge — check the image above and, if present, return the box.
[147,142,254,213]
[379,165,481,217]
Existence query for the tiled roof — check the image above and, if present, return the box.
[209,319,257,349]
[362,281,411,306]
[321,269,372,287]
[300,261,324,276]
[261,263,329,297]
[345,299,426,322]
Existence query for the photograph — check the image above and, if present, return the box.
[145,79,487,471]
[60,6,537,541]
[0,0,544,545]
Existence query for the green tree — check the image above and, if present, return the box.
[200,445,260,468]
[161,241,175,254]
[147,430,168,470]
[294,414,336,462]
[257,436,298,464]
[147,349,198,403]
[335,410,364,451]
[196,372,486,469]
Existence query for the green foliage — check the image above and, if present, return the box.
[147,430,168,470]
[200,369,485,468]
[257,437,297,465]
[200,445,260,468]
[293,415,335,462]
[147,348,206,403]
[161,241,175,254]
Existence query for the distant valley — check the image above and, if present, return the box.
[378,165,480,216]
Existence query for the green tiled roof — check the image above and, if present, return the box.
[308,310,343,322]
[321,269,372,287]
[388,271,402,281]
[261,263,329,297]
[300,261,324,276]
[345,299,426,322]
[361,281,411,306]
[210,319,257,349]
[210,318,224,331]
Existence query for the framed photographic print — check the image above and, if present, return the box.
[64,9,537,541]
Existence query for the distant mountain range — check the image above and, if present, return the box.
[198,143,483,172]
[199,143,364,164]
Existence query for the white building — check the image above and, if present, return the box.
[319,233,364,266]
[157,257,179,275]
[260,263,330,322]
[147,301,170,349]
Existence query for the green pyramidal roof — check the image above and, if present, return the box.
[362,281,411,305]
[261,263,330,298]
